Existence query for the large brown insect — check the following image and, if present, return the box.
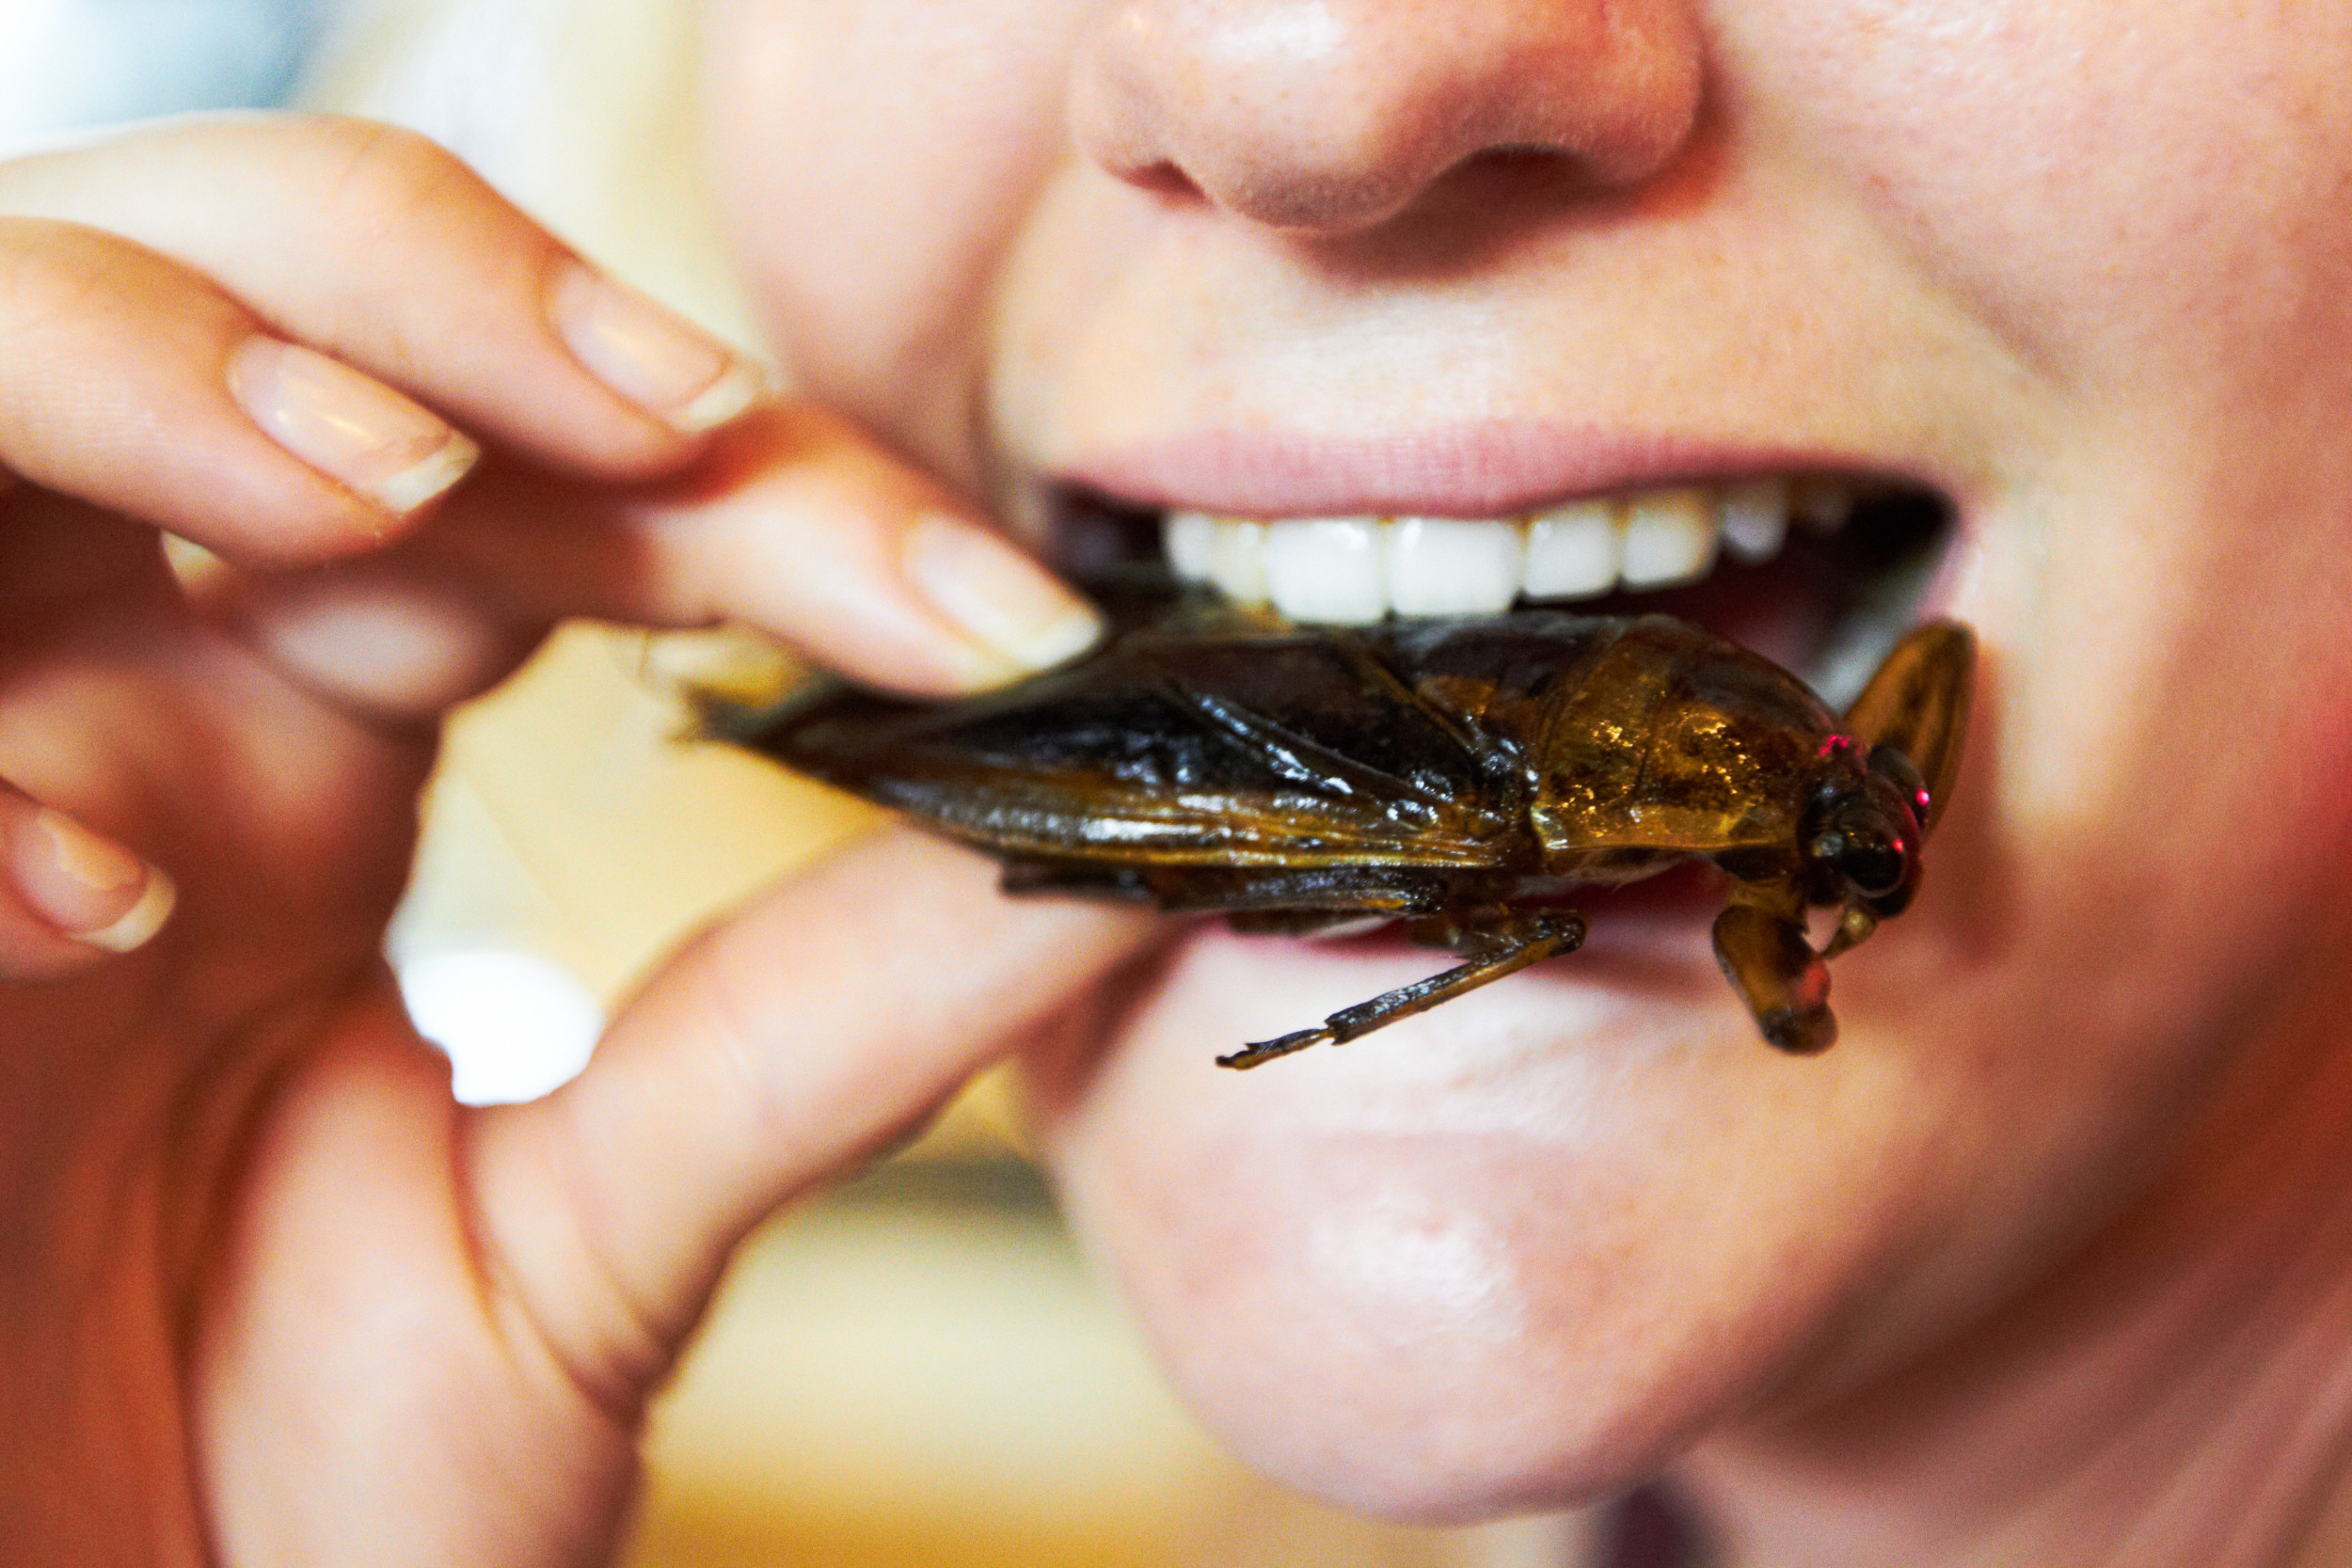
[729,608,1973,1067]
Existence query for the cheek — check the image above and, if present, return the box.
[698,0,1094,481]
[1724,0,2352,402]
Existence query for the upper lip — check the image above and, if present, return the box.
[1052,420,1946,519]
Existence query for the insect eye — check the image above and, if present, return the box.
[1836,836,1908,897]
[1810,809,1907,899]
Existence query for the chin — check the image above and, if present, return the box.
[1023,907,1986,1521]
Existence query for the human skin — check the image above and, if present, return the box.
[703,0,2352,1560]
[0,119,1145,1564]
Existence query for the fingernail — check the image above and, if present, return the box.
[230,339,480,516]
[901,514,1103,683]
[550,262,765,436]
[11,808,177,953]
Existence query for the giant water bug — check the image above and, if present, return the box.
[727,606,1973,1066]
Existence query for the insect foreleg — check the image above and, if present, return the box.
[1217,911,1587,1069]
[1710,900,1835,1053]
[1820,901,1879,958]
[1842,619,1975,830]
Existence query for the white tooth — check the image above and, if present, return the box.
[1792,476,1856,534]
[1719,478,1789,564]
[1264,516,1390,624]
[1387,517,1524,617]
[1164,510,1221,582]
[1521,499,1622,599]
[1206,517,1270,603]
[1619,487,1719,589]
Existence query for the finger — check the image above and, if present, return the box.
[191,558,539,729]
[0,783,175,980]
[0,217,476,562]
[463,829,1157,1404]
[401,405,1102,696]
[4,119,1099,696]
[0,116,764,478]
[204,403,1104,720]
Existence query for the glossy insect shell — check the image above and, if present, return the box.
[750,610,1849,890]
[1505,615,1843,877]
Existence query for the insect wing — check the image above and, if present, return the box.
[749,632,1511,868]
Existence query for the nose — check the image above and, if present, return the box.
[1072,0,1706,233]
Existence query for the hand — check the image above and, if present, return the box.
[0,115,1143,1564]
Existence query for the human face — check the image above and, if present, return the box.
[702,0,2352,1520]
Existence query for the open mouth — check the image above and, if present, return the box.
[1011,473,1959,1060]
[1047,472,1954,710]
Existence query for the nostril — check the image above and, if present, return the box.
[1124,161,1202,200]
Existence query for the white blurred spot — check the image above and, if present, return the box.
[398,948,603,1105]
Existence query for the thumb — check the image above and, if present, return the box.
[463,826,1155,1409]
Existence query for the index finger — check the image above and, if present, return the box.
[210,402,1105,721]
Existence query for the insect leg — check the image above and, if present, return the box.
[999,858,1157,901]
[1225,910,1394,937]
[1216,911,1586,1069]
[1146,865,1459,918]
[1401,905,1549,956]
[1710,902,1835,1053]
[1820,901,1878,959]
